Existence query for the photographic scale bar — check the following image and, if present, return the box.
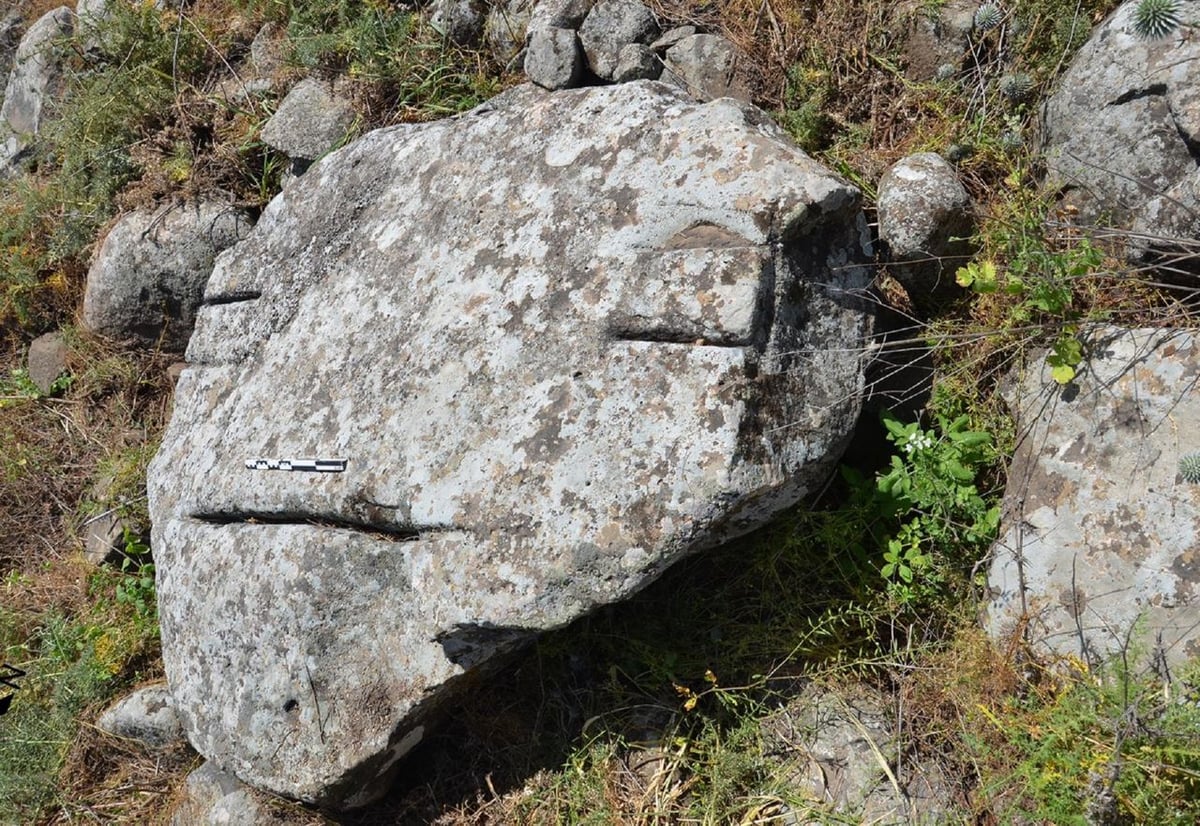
[245,458,348,472]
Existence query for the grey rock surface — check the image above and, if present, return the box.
[430,0,485,45]
[97,683,185,748]
[524,26,582,90]
[648,24,695,53]
[260,79,355,163]
[82,201,255,351]
[578,0,658,80]
[661,33,745,102]
[612,42,658,82]
[171,762,281,826]
[0,12,26,104]
[149,81,873,808]
[0,7,72,170]
[764,682,953,822]
[26,331,67,395]
[248,22,287,76]
[876,151,972,301]
[83,511,126,565]
[526,0,593,38]
[988,327,1200,669]
[76,0,112,30]
[1041,0,1200,243]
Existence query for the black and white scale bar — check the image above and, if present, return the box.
[245,458,348,472]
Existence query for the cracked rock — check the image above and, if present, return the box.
[1041,0,1200,252]
[987,327,1200,671]
[149,81,873,809]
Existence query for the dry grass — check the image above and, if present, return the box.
[0,335,174,575]
[50,727,199,826]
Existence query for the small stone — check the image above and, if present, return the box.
[170,762,275,826]
[876,151,973,303]
[648,24,696,52]
[84,511,126,565]
[97,684,184,748]
[485,0,534,61]
[661,33,744,102]
[525,26,583,90]
[526,0,593,38]
[26,331,68,395]
[248,21,286,76]
[260,78,355,163]
[430,0,485,46]
[578,0,659,80]
[612,42,659,81]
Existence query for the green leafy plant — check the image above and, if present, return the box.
[971,655,1200,823]
[956,223,1104,385]
[1132,0,1182,39]
[872,412,1001,606]
[114,530,156,625]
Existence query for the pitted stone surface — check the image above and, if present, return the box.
[1041,1,1200,239]
[149,81,872,808]
[988,327,1200,669]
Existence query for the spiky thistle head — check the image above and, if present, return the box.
[1132,0,1182,39]
[999,72,1033,101]
[1180,451,1200,483]
[974,2,1003,31]
[1000,129,1024,152]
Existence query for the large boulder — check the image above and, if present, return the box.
[0,6,72,171]
[82,200,255,351]
[987,327,1200,669]
[148,81,873,808]
[1041,0,1200,249]
[0,12,24,104]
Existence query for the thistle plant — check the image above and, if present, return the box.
[1132,0,1182,39]
[999,72,1033,101]
[974,2,1003,32]
[1180,451,1200,483]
